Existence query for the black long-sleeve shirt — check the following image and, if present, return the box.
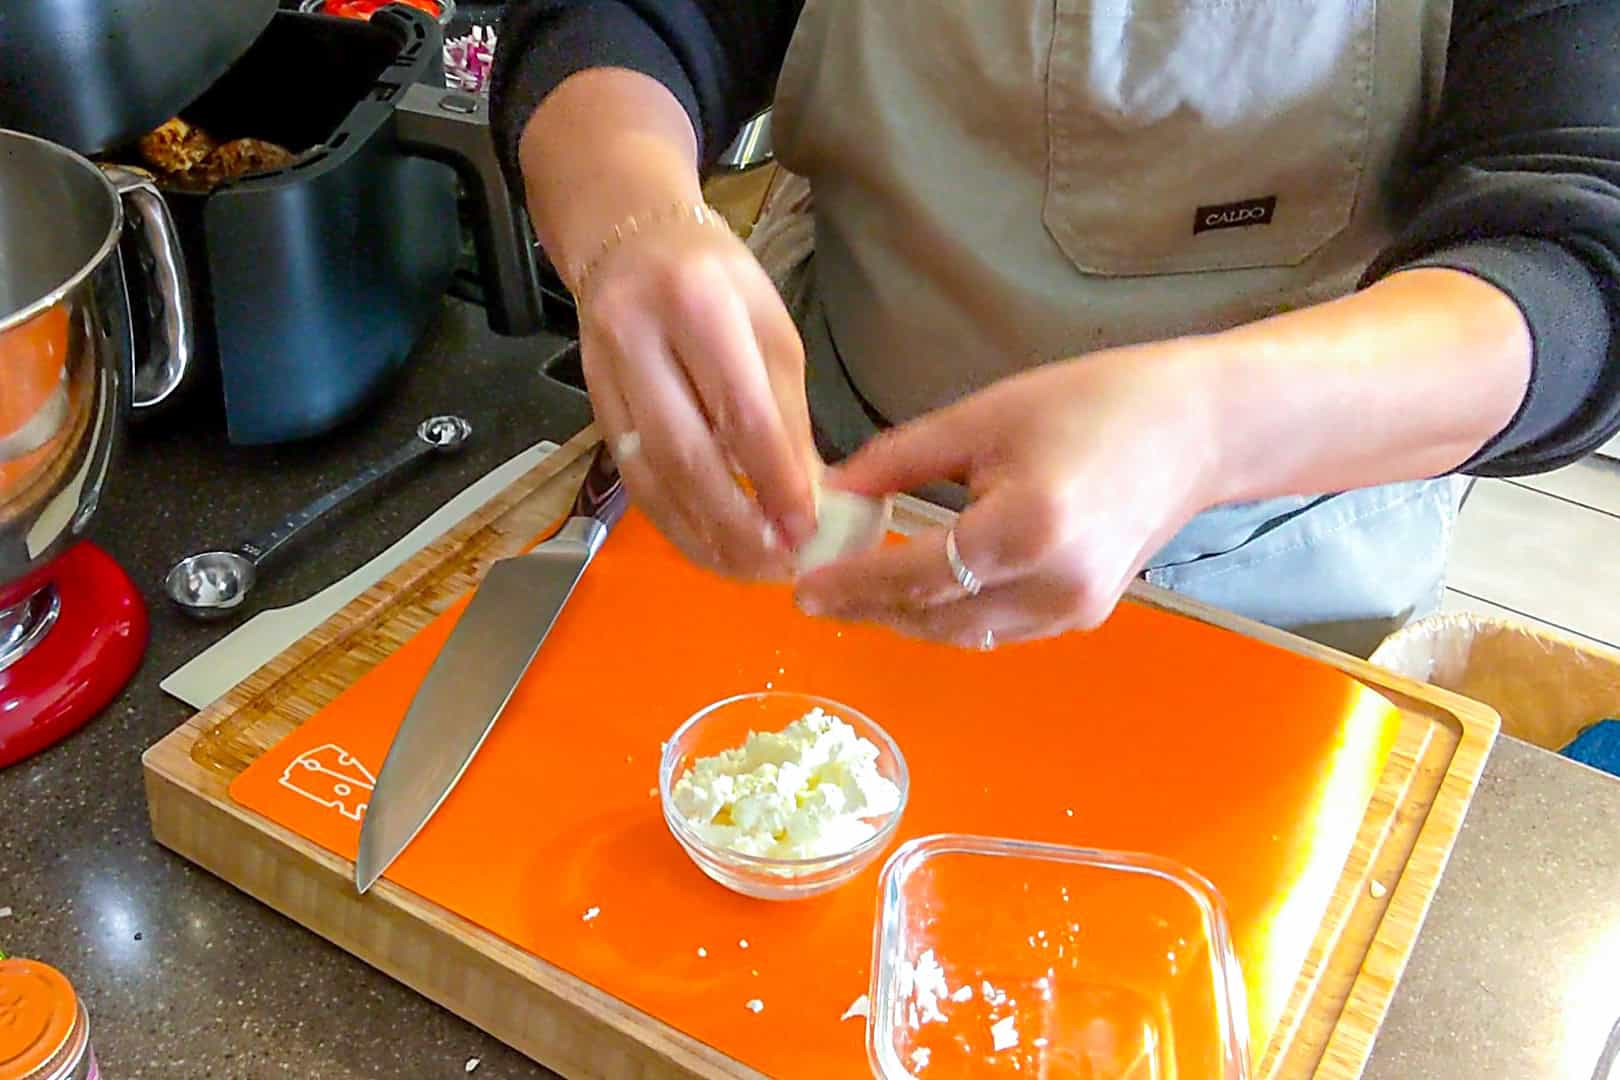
[490,0,1620,477]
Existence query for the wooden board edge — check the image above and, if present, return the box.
[142,744,764,1080]
[1311,700,1497,1079]
[1256,714,1435,1079]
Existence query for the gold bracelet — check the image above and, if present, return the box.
[568,201,733,302]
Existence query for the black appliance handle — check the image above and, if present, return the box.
[394,81,546,337]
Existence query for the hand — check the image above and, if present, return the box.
[793,344,1221,647]
[579,216,820,579]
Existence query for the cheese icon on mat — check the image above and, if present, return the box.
[796,487,892,574]
[279,743,377,822]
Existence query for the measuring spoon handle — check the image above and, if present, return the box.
[238,416,472,567]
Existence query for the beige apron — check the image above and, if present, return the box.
[759,0,1464,656]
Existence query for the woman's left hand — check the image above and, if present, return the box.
[793,342,1225,647]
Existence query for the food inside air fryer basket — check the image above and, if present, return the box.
[135,118,296,191]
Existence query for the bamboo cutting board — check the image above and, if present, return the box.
[143,428,1498,1079]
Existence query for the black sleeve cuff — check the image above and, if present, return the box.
[489,1,704,199]
[1394,237,1616,476]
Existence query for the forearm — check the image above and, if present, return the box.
[517,69,705,291]
[1193,267,1531,504]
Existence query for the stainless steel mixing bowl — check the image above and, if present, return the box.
[0,127,194,667]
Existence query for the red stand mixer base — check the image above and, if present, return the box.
[0,542,148,768]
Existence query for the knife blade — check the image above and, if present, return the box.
[355,443,626,893]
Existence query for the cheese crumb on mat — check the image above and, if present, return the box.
[581,907,600,922]
[910,1047,931,1071]
[464,1058,480,1073]
[739,939,750,949]
[950,985,973,1003]
[745,999,765,1014]
[697,947,707,958]
[841,994,870,1022]
[991,1016,1020,1052]
[671,708,901,859]
[1370,880,1388,899]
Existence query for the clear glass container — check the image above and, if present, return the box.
[870,835,1250,1079]
[658,691,909,901]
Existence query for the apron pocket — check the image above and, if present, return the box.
[1044,0,1376,277]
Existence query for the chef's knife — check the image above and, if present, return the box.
[355,443,626,893]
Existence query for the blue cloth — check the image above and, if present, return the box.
[1561,719,1620,778]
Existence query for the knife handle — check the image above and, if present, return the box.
[574,442,629,529]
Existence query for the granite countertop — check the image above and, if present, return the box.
[1,299,1618,1078]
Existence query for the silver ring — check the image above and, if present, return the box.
[945,528,982,596]
[979,629,996,652]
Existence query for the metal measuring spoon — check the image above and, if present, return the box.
[165,415,472,620]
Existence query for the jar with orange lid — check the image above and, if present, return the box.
[0,959,98,1080]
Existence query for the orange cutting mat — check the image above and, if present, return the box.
[230,510,1399,1078]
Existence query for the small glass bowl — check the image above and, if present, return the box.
[658,691,909,901]
[869,835,1250,1079]
[298,0,456,28]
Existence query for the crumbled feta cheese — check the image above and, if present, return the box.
[913,950,949,1024]
[896,950,951,1027]
[1033,1037,1049,1049]
[1370,880,1388,899]
[950,985,974,1003]
[1065,808,1073,817]
[739,939,750,950]
[910,1047,932,1071]
[697,947,707,957]
[671,708,901,859]
[991,1016,1020,1052]
[841,994,870,1022]
[745,999,765,1014]
[581,907,600,922]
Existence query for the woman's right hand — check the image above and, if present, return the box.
[576,212,821,580]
